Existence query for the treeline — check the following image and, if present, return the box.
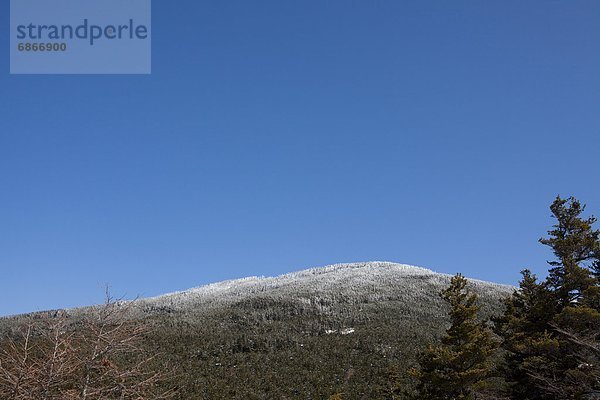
[400,196,600,400]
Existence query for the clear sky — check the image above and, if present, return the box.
[1,1,599,316]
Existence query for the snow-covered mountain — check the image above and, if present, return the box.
[131,261,513,316]
[1,262,515,399]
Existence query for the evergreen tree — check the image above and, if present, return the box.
[540,196,600,307]
[411,274,497,400]
[540,196,600,398]
[496,196,600,399]
[493,270,556,400]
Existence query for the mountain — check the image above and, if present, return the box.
[1,262,514,399]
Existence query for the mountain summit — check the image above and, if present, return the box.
[135,261,512,316]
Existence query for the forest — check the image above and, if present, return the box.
[0,195,598,399]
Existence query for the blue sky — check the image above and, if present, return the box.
[1,1,599,316]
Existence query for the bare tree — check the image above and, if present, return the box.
[0,292,174,400]
[0,321,36,399]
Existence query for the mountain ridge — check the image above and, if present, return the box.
[2,261,514,319]
[130,261,514,316]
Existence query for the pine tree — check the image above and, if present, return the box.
[540,196,600,398]
[411,274,497,400]
[493,270,556,400]
[495,196,600,399]
[540,196,599,307]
